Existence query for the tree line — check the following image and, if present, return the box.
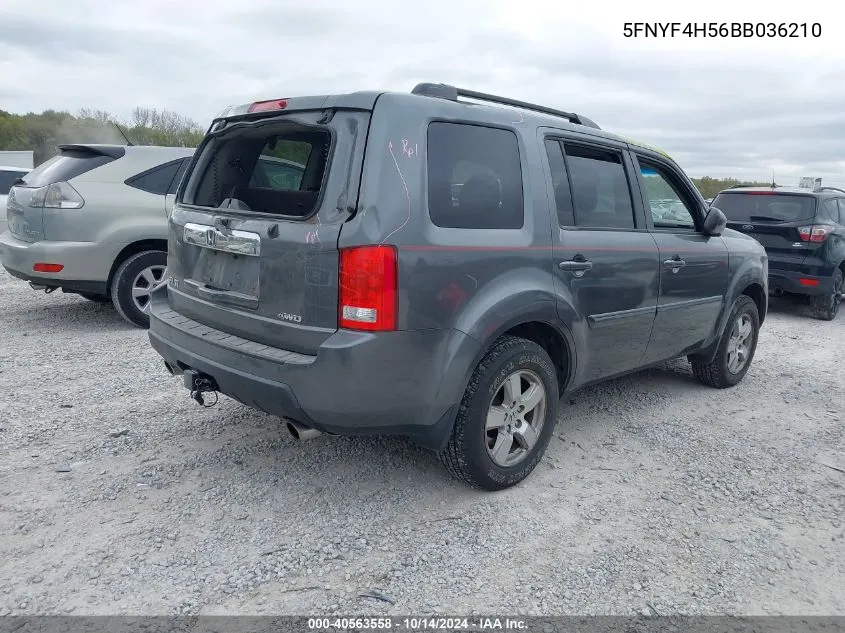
[0,108,773,198]
[0,107,205,165]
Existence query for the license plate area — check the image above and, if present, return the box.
[191,249,260,298]
[183,222,262,307]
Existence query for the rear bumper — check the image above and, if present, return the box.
[146,287,477,450]
[0,231,115,292]
[768,268,834,296]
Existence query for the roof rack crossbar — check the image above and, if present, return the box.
[410,82,600,129]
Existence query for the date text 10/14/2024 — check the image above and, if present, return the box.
[623,22,821,38]
[307,617,528,631]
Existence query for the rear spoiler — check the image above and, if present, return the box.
[56,144,126,160]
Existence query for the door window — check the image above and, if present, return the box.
[637,159,697,229]
[562,143,636,229]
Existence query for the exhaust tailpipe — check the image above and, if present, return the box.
[28,282,47,291]
[285,419,322,441]
[772,287,784,297]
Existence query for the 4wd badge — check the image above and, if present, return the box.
[278,312,302,323]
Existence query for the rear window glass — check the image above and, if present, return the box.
[713,192,816,222]
[183,125,328,218]
[0,170,27,195]
[22,151,117,188]
[427,122,524,229]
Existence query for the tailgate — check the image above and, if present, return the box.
[166,106,370,356]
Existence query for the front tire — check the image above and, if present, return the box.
[691,295,760,388]
[438,335,559,491]
[111,251,167,328]
[810,268,843,321]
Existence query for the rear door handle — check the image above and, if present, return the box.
[559,260,593,271]
[663,258,686,268]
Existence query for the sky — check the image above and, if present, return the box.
[1,0,843,186]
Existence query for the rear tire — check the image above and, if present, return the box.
[438,335,558,491]
[810,268,843,321]
[111,250,167,328]
[691,295,759,389]
[79,293,110,303]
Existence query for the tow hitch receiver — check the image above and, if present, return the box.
[183,369,219,407]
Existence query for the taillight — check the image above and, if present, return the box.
[798,224,834,243]
[29,182,84,209]
[339,245,398,331]
[248,99,288,113]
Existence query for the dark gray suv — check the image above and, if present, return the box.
[147,83,768,490]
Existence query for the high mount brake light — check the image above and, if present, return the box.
[248,99,289,113]
[339,246,398,331]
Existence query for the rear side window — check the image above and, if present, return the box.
[564,143,635,229]
[0,170,27,195]
[125,159,185,195]
[22,150,119,188]
[821,198,844,223]
[713,192,816,222]
[184,124,330,218]
[427,122,524,229]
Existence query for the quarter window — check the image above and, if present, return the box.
[427,122,524,229]
[126,160,184,195]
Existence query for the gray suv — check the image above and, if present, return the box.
[147,84,768,490]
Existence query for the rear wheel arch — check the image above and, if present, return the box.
[501,321,573,397]
[462,318,574,401]
[107,239,168,291]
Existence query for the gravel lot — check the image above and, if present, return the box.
[1,266,843,617]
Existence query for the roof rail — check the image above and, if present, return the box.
[410,82,600,129]
[818,186,845,194]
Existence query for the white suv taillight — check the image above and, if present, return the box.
[29,182,85,209]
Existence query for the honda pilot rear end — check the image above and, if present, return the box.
[147,93,475,451]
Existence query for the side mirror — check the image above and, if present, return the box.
[702,206,727,236]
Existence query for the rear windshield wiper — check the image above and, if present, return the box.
[747,215,786,222]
